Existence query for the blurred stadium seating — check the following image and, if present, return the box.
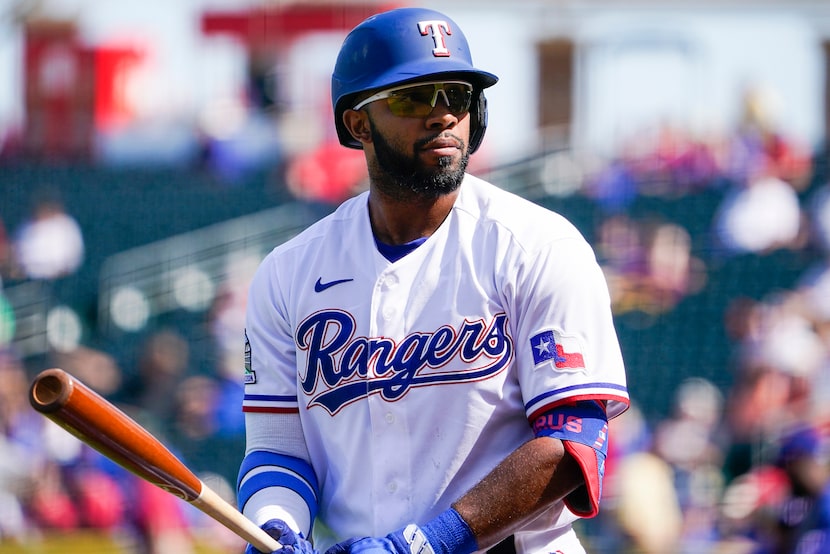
[1,147,822,419]
[0,143,828,551]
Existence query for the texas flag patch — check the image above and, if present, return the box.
[530,329,586,372]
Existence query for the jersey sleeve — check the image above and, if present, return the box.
[511,235,629,421]
[243,252,301,414]
[239,253,320,535]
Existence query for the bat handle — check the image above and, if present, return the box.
[193,483,282,552]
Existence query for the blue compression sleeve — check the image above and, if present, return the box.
[237,450,320,535]
[531,400,609,517]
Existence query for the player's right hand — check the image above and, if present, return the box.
[246,518,318,554]
[324,508,476,554]
[324,524,435,554]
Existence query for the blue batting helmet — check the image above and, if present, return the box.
[331,7,498,153]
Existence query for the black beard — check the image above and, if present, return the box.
[369,122,468,201]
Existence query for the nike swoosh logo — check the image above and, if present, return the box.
[314,277,354,293]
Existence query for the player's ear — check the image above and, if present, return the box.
[342,109,372,145]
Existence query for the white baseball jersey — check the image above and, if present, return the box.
[242,174,629,552]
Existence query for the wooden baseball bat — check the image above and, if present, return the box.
[28,367,281,552]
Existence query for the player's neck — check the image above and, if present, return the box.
[367,190,457,245]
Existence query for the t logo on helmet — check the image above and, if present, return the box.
[418,20,452,57]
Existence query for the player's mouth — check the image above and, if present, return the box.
[419,136,462,157]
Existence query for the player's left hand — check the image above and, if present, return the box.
[324,524,435,554]
[246,518,318,554]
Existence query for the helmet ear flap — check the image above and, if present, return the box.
[469,91,488,154]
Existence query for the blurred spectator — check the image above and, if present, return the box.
[612,450,684,553]
[201,104,284,183]
[719,426,830,554]
[598,215,704,317]
[164,374,244,488]
[583,404,655,552]
[732,86,813,191]
[771,425,830,553]
[207,256,259,358]
[597,214,644,277]
[167,376,219,455]
[0,291,13,349]
[710,86,812,258]
[0,217,11,284]
[94,331,209,554]
[115,328,192,431]
[716,275,829,554]
[652,378,726,551]
[808,182,830,254]
[51,345,123,398]
[657,129,721,193]
[641,220,705,310]
[11,188,85,280]
[596,404,684,554]
[27,445,126,533]
[206,257,258,440]
[120,474,197,554]
[713,169,805,256]
[22,346,201,553]
[0,217,12,349]
[0,350,36,541]
[721,292,825,484]
[795,265,830,427]
[585,158,638,213]
[210,342,246,442]
[719,464,791,551]
[105,329,239,554]
[0,350,129,540]
[632,122,722,195]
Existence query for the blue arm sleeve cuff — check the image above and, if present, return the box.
[421,508,478,554]
[237,450,320,517]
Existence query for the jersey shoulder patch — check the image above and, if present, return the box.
[244,329,256,384]
[530,328,586,373]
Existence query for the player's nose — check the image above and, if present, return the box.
[425,102,459,129]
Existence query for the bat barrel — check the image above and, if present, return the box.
[29,368,74,413]
[29,368,203,501]
[28,368,281,552]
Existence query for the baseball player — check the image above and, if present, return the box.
[237,7,629,554]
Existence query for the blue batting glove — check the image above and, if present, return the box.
[324,509,476,554]
[246,518,318,554]
[324,525,433,554]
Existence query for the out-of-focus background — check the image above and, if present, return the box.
[1,0,829,553]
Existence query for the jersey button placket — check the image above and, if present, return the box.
[381,273,399,321]
[374,270,402,331]
[369,399,410,527]
[370,268,412,528]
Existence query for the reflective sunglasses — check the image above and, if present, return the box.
[352,80,474,118]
